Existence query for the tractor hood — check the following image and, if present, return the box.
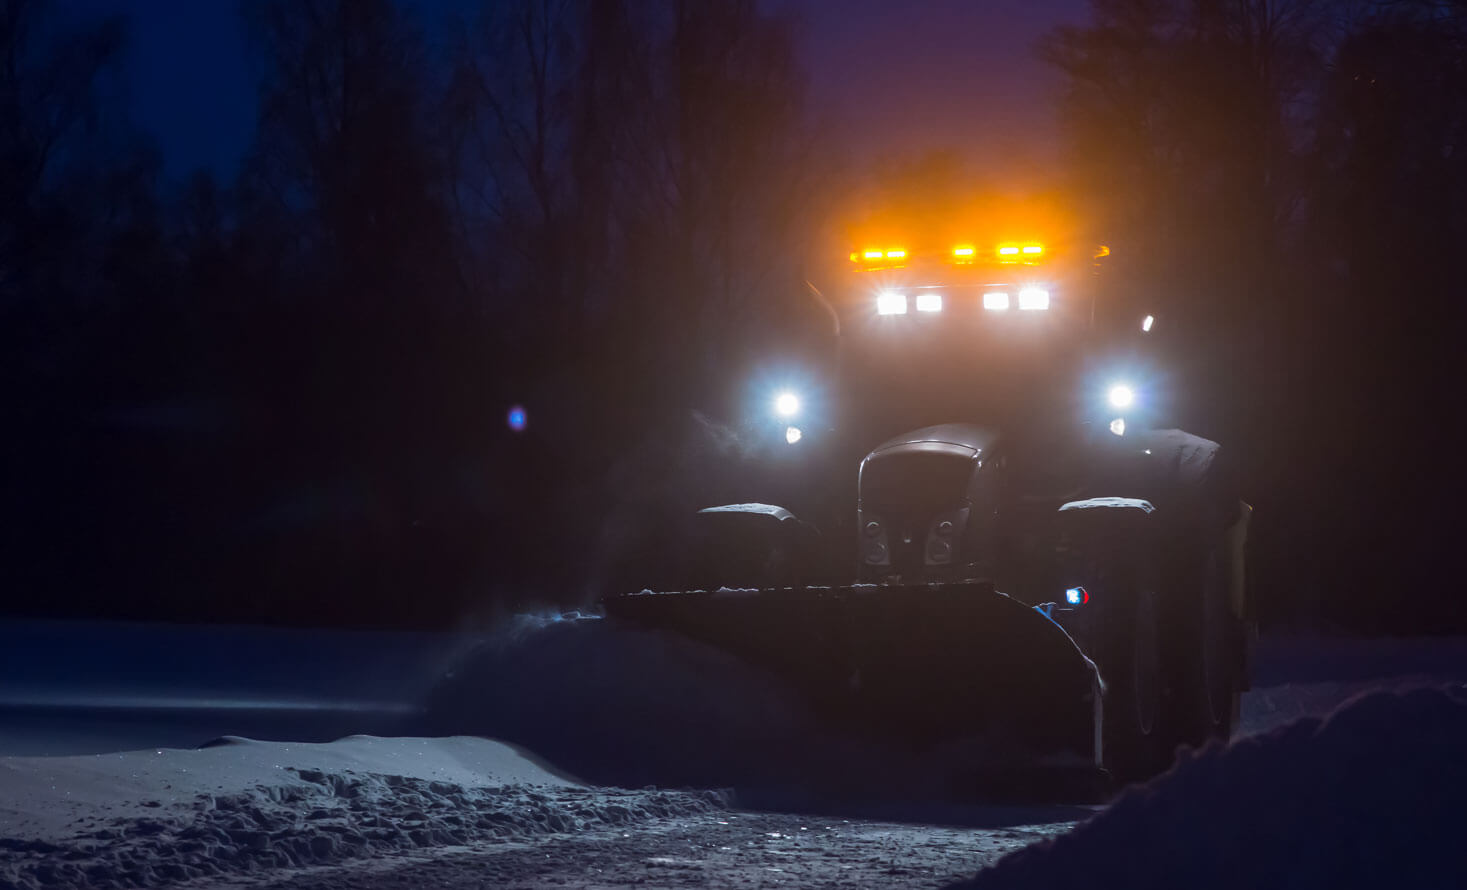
[865,423,997,460]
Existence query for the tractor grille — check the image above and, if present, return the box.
[860,450,975,574]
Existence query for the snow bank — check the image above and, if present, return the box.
[1241,634,1467,736]
[422,613,843,790]
[947,683,1467,889]
[0,735,722,890]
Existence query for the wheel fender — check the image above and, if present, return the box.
[1056,497,1158,546]
[691,503,820,587]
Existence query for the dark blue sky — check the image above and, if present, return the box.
[76,0,1088,181]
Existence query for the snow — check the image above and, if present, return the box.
[1241,633,1467,735]
[0,620,458,757]
[0,735,723,889]
[1057,497,1154,513]
[421,612,1080,800]
[3,619,1467,888]
[422,613,836,791]
[946,683,1467,889]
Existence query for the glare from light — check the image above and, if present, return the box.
[877,292,908,315]
[997,246,1020,256]
[849,252,858,262]
[1022,245,1044,255]
[983,291,1010,311]
[952,246,975,257]
[863,249,884,260]
[507,405,527,432]
[1065,587,1088,605]
[1107,384,1135,409]
[774,391,800,418]
[1142,314,1155,332]
[915,292,943,312]
[785,426,802,445]
[1109,417,1126,436]
[1018,287,1050,310]
[885,249,906,259]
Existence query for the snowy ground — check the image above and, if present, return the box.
[2,618,1466,889]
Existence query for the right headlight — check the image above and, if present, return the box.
[1107,383,1136,410]
[1018,287,1050,311]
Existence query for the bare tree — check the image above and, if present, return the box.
[0,0,126,307]
[243,0,454,312]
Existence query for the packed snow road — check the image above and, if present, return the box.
[2,618,1466,889]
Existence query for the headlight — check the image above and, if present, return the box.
[1141,314,1155,332]
[876,292,908,315]
[915,292,942,312]
[983,291,1009,311]
[774,391,800,418]
[1107,384,1135,410]
[1018,287,1050,310]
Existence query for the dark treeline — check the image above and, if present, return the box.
[1044,0,1467,633]
[2,0,1464,633]
[2,0,822,627]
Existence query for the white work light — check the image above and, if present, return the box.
[785,426,803,445]
[983,291,1009,311]
[1107,384,1135,409]
[774,391,800,418]
[915,292,943,313]
[877,292,908,315]
[1018,287,1050,311]
[1142,314,1155,332]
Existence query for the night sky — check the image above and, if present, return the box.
[73,0,1088,181]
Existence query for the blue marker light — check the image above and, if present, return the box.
[507,405,527,432]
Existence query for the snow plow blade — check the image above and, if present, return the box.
[603,582,1101,764]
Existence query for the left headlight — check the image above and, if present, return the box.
[876,292,908,315]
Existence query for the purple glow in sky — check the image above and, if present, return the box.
[74,0,1089,180]
[785,0,1087,170]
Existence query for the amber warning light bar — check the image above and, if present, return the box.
[851,243,1046,268]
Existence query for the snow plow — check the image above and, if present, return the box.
[603,223,1252,785]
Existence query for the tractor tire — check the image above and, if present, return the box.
[1139,429,1245,751]
[1093,550,1173,784]
[1165,536,1242,748]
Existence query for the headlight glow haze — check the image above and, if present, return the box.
[876,292,908,315]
